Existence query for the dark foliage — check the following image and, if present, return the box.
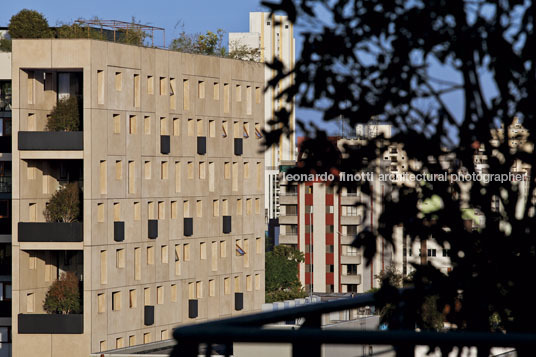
[43,271,81,314]
[44,182,81,223]
[265,245,307,302]
[0,9,52,52]
[47,97,80,132]
[262,0,536,354]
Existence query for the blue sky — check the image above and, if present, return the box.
[1,0,337,135]
[1,1,485,139]
[0,0,264,44]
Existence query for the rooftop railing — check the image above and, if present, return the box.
[171,290,535,357]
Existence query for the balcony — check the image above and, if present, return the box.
[0,176,11,193]
[18,222,83,242]
[184,218,193,237]
[279,215,298,225]
[197,136,206,155]
[279,234,298,245]
[280,194,298,205]
[18,131,83,151]
[0,262,11,275]
[234,138,243,156]
[161,135,170,154]
[144,305,155,326]
[114,221,125,242]
[18,313,83,334]
[148,219,158,239]
[0,217,10,235]
[235,293,243,311]
[188,299,198,319]
[223,216,232,234]
[0,136,11,153]
[340,216,360,226]
[341,255,362,265]
[341,274,362,285]
[340,235,355,245]
[341,195,359,205]
[0,300,11,317]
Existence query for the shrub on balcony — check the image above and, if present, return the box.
[44,182,81,223]
[46,97,80,131]
[43,271,81,314]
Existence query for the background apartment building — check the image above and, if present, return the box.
[9,38,265,357]
[278,125,455,294]
[230,12,296,220]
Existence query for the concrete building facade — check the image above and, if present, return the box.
[230,12,296,220]
[9,38,265,357]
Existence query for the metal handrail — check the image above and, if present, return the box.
[171,289,535,357]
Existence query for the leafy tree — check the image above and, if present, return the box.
[265,245,307,303]
[44,182,81,223]
[170,29,226,56]
[0,38,11,53]
[263,0,536,354]
[7,9,52,39]
[55,23,106,41]
[46,97,80,131]
[228,41,261,62]
[43,271,81,314]
[375,267,444,331]
[0,9,53,51]
[115,17,148,46]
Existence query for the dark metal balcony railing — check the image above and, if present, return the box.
[18,313,83,334]
[0,300,11,318]
[18,222,83,242]
[171,290,536,357]
[0,176,11,193]
[0,217,11,235]
[0,136,11,153]
[18,131,83,151]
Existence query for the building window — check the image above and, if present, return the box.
[209,279,216,297]
[129,289,137,308]
[198,80,205,98]
[160,77,167,96]
[112,291,121,311]
[115,72,122,91]
[213,82,220,100]
[116,249,125,268]
[161,245,169,264]
[171,284,178,302]
[98,293,105,313]
[157,286,164,304]
[147,246,155,265]
[144,116,151,134]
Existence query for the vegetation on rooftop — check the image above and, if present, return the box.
[170,28,260,61]
[0,9,52,52]
[0,10,149,52]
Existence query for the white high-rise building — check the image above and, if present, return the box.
[230,12,296,220]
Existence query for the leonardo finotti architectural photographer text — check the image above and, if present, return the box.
[284,171,528,183]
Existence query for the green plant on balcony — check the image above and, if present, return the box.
[43,271,81,314]
[46,97,80,131]
[44,182,81,223]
